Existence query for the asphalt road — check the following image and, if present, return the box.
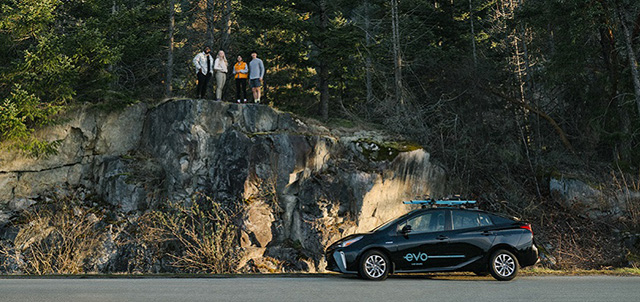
[1,275,638,302]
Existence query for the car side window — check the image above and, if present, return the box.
[452,211,493,230]
[478,213,493,226]
[397,211,446,234]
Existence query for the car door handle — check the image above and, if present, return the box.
[436,235,449,240]
[482,231,495,236]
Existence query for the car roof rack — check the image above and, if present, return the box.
[403,196,477,209]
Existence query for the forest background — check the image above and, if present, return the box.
[2,0,640,269]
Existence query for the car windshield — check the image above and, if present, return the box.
[369,210,417,232]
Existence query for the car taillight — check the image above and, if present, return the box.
[520,224,533,235]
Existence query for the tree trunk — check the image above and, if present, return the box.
[364,0,373,103]
[206,0,216,48]
[618,6,640,115]
[319,0,330,120]
[600,20,631,161]
[220,0,232,51]
[319,64,330,120]
[469,0,477,67]
[391,0,403,105]
[165,0,175,97]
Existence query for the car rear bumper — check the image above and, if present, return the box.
[519,243,539,267]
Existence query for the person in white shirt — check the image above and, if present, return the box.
[192,46,213,98]
[214,50,228,101]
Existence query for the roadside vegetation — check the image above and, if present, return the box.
[2,0,640,272]
[0,193,106,274]
[521,267,640,276]
[135,194,244,274]
[0,192,243,275]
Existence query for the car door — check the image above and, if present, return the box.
[445,210,497,267]
[389,210,451,271]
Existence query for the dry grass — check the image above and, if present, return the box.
[137,194,243,274]
[612,169,640,230]
[0,196,105,274]
[521,267,640,276]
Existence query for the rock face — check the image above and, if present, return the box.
[550,177,631,219]
[0,99,445,272]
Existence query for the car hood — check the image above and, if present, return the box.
[328,233,371,249]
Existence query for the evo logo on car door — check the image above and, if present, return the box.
[404,252,429,262]
[404,252,467,262]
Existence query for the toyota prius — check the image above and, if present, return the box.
[325,200,538,281]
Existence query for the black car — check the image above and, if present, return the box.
[325,200,538,281]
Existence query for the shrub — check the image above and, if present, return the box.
[0,195,105,274]
[138,194,243,274]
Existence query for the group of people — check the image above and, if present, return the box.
[192,46,265,104]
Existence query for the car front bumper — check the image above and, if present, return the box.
[325,249,358,274]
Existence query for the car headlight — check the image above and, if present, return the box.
[338,236,363,248]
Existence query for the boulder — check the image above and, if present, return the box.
[550,177,634,219]
[241,201,275,248]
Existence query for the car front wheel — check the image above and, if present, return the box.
[359,250,390,281]
[489,249,519,281]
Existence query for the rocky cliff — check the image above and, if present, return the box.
[0,99,445,272]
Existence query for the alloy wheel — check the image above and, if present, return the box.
[364,254,387,279]
[489,249,519,281]
[493,253,515,278]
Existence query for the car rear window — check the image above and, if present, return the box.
[489,214,516,225]
[452,211,494,230]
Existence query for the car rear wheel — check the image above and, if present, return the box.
[359,250,390,281]
[489,249,519,281]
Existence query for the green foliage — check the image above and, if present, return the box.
[0,84,61,157]
[235,1,317,112]
[0,0,61,39]
[516,0,640,164]
[19,34,78,103]
[0,0,639,182]
[0,0,159,155]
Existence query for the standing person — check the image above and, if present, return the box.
[233,55,249,103]
[214,50,228,101]
[192,46,213,99]
[248,51,264,103]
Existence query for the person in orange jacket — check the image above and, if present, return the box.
[233,55,249,103]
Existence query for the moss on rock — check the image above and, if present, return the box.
[355,139,422,162]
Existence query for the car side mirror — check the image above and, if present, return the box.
[400,225,412,235]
